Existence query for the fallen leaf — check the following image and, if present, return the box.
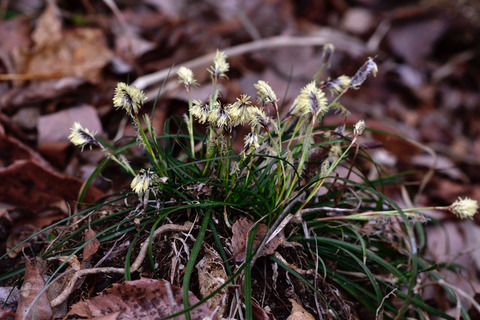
[252,300,276,320]
[0,77,85,112]
[0,308,16,319]
[0,16,32,53]
[83,225,100,263]
[5,225,38,258]
[68,278,215,320]
[17,258,53,320]
[11,2,112,83]
[286,299,315,320]
[231,218,280,262]
[195,245,228,317]
[0,157,103,211]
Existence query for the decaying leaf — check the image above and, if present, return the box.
[195,245,228,317]
[83,225,100,263]
[286,299,315,320]
[68,278,215,320]
[17,258,53,320]
[11,2,112,83]
[252,300,276,320]
[231,218,280,262]
[0,135,103,212]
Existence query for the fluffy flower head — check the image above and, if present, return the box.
[350,57,378,90]
[68,122,98,151]
[451,197,478,219]
[131,169,151,194]
[229,94,254,126]
[354,120,366,136]
[326,75,351,95]
[248,107,270,131]
[113,82,147,117]
[190,99,210,124]
[208,102,231,129]
[209,50,229,79]
[244,130,260,150]
[177,66,197,87]
[290,81,328,119]
[254,80,278,105]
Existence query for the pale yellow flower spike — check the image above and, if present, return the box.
[254,80,278,105]
[209,50,229,78]
[177,66,197,87]
[354,120,366,137]
[190,99,209,124]
[68,122,98,151]
[451,197,479,219]
[290,81,328,119]
[229,94,253,126]
[244,130,260,150]
[326,75,351,95]
[131,169,151,194]
[113,82,147,117]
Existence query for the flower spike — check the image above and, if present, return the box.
[113,82,147,117]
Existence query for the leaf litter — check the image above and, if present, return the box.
[0,0,480,319]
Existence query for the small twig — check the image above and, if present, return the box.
[273,252,314,275]
[50,223,191,307]
[132,32,367,90]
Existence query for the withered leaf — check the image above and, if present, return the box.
[195,245,228,317]
[231,218,280,262]
[68,278,215,320]
[83,225,100,263]
[17,258,53,320]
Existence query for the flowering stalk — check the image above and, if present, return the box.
[177,66,197,157]
[313,197,478,221]
[112,83,167,177]
[297,120,366,212]
[68,122,135,176]
[202,51,230,174]
[314,43,334,83]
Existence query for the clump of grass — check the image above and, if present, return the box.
[2,46,478,320]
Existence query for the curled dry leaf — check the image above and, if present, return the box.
[83,225,100,263]
[286,299,315,320]
[195,245,228,317]
[17,258,53,320]
[231,218,280,262]
[68,278,216,320]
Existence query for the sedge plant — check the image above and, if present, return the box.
[3,46,479,320]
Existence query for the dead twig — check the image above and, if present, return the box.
[132,31,368,90]
[50,223,191,307]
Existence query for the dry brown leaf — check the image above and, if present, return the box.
[0,77,85,111]
[11,2,112,83]
[5,225,38,258]
[195,245,228,317]
[0,308,16,319]
[0,159,103,211]
[83,225,100,263]
[17,258,53,320]
[68,278,215,320]
[0,133,103,211]
[0,16,32,54]
[231,218,280,262]
[252,300,276,320]
[286,299,315,320]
